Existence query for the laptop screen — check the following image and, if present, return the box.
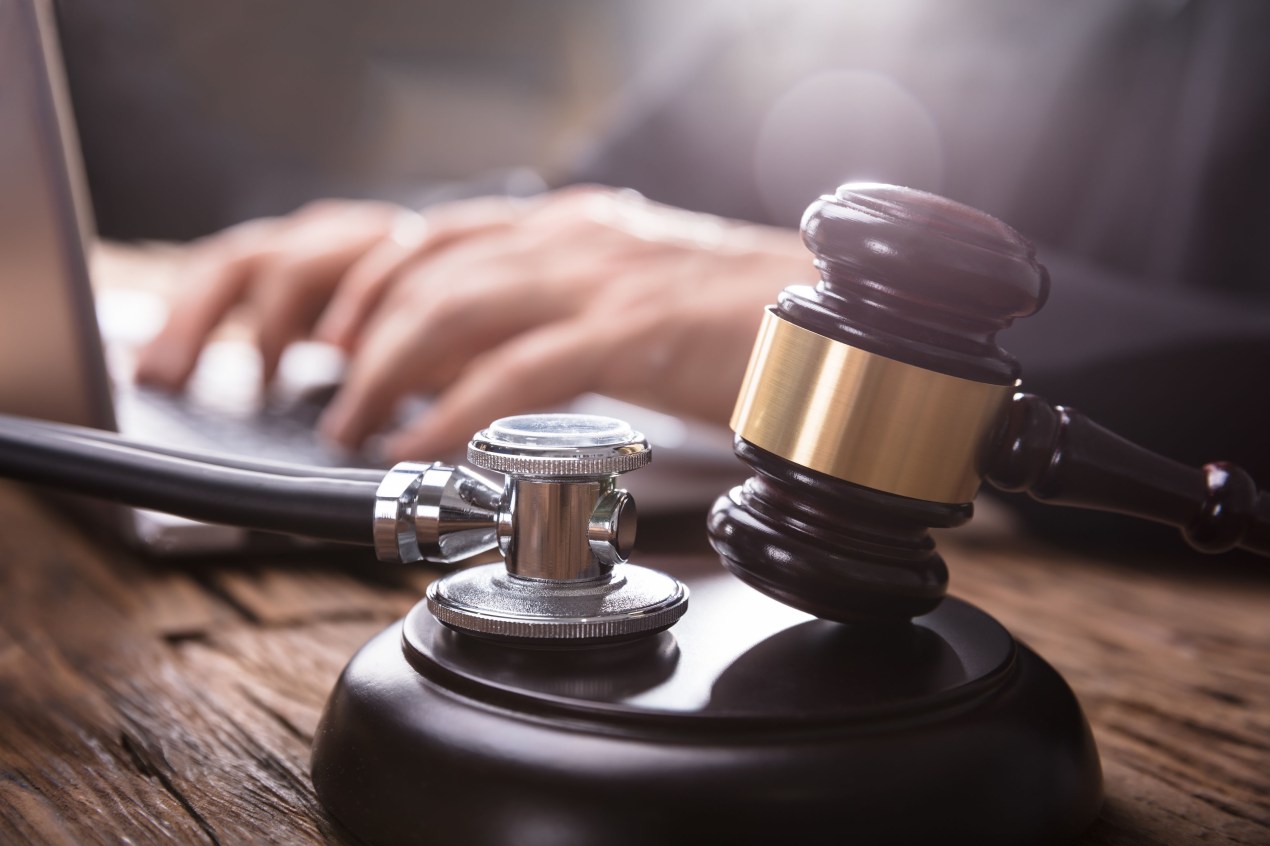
[0,0,116,430]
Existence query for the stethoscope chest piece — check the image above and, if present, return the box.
[425,413,688,645]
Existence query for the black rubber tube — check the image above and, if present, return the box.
[0,416,379,545]
[0,415,386,482]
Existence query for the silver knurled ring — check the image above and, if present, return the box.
[466,445,651,477]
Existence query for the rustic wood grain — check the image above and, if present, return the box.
[0,481,1266,845]
[0,484,409,845]
[939,525,1270,846]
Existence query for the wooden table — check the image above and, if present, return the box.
[0,481,1266,844]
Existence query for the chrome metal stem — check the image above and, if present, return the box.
[376,413,689,645]
[373,462,501,565]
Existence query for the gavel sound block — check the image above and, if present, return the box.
[311,185,1266,845]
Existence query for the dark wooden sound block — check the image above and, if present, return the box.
[311,568,1102,845]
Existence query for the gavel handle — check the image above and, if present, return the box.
[986,393,1270,556]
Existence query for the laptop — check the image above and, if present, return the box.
[0,0,742,555]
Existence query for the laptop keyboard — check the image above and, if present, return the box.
[115,384,371,469]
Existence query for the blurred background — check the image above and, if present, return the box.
[56,0,1270,299]
[52,0,1270,548]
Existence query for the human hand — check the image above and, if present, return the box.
[134,197,524,389]
[134,199,405,390]
[314,187,815,459]
[137,188,816,460]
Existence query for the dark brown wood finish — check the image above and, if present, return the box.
[712,184,1050,622]
[707,437,966,623]
[711,183,1267,626]
[989,393,1270,556]
[789,182,1048,384]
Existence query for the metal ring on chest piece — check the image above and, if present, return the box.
[425,413,689,645]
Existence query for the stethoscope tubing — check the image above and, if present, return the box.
[0,412,378,545]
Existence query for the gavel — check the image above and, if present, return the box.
[298,184,1267,844]
[709,182,1270,624]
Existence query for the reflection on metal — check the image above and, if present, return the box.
[377,413,688,644]
[373,462,501,565]
[731,308,1013,503]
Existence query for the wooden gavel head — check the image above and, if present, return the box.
[707,183,1049,624]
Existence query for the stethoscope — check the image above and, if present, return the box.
[0,410,689,644]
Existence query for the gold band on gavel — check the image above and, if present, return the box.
[730,309,1015,503]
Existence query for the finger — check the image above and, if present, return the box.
[315,297,478,449]
[382,317,627,460]
[318,234,583,448]
[253,210,401,384]
[313,199,523,350]
[135,218,281,389]
[310,236,423,351]
[252,248,357,385]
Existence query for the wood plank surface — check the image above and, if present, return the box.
[944,529,1269,846]
[0,482,1266,844]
